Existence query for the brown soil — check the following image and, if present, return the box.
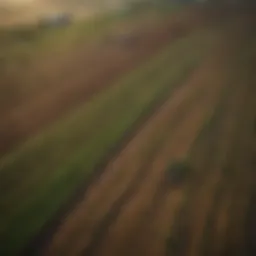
[1,7,255,256]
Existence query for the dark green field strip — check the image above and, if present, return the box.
[0,32,213,255]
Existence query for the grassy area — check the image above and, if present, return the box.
[0,31,213,254]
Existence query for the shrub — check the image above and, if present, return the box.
[165,160,192,186]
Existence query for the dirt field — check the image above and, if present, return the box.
[1,5,255,256]
[38,20,227,256]
[30,8,255,256]
[42,59,217,255]
[0,6,214,255]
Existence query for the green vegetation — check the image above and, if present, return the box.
[165,160,192,185]
[0,31,213,254]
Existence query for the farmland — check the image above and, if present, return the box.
[0,4,256,256]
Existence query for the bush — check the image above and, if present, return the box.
[165,160,192,185]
